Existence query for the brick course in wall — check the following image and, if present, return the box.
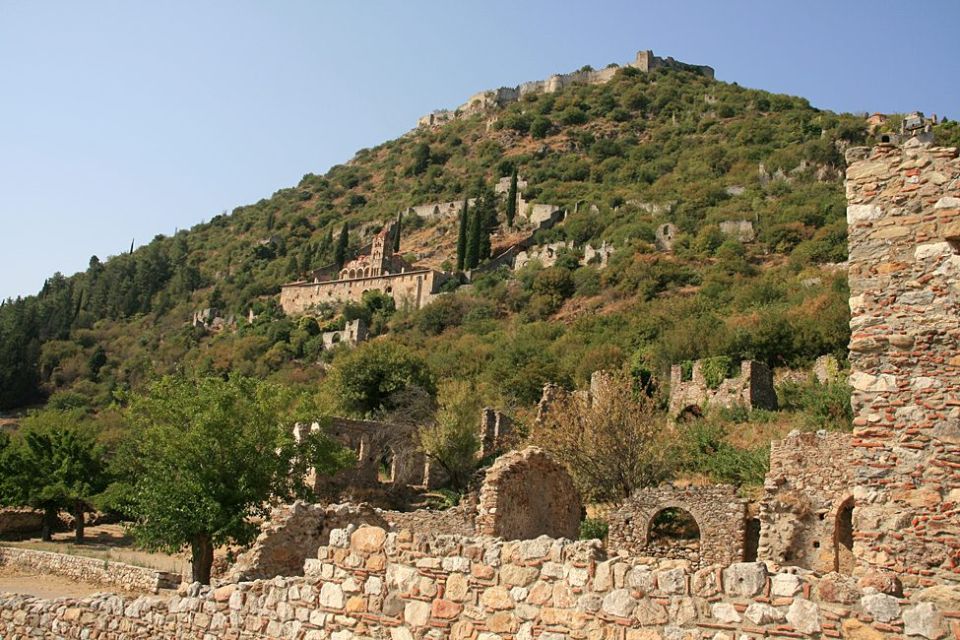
[4,526,958,640]
[845,141,960,585]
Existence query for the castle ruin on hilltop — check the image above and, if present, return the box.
[417,49,715,128]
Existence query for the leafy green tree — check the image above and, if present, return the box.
[335,223,349,270]
[418,381,480,490]
[120,375,350,584]
[505,169,519,227]
[0,409,109,542]
[465,207,481,270]
[410,142,431,175]
[332,342,435,416]
[87,346,107,381]
[456,199,469,271]
[393,211,402,252]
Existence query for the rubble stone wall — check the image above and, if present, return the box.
[758,431,858,574]
[607,484,747,567]
[476,447,582,540]
[4,527,958,640]
[669,360,777,416]
[845,141,960,585]
[0,508,42,536]
[0,547,178,594]
[280,269,451,315]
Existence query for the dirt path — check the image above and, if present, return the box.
[0,568,107,599]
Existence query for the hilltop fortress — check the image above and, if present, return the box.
[417,49,715,127]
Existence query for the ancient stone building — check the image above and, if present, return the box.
[655,222,678,250]
[607,484,747,567]
[477,407,514,459]
[844,139,960,584]
[757,431,858,574]
[280,223,453,314]
[475,447,582,540]
[719,219,756,242]
[669,359,777,417]
[320,318,367,351]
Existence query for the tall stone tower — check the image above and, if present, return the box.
[845,139,960,585]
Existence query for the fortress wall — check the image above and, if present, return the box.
[280,270,448,314]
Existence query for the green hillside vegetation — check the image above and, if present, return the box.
[0,63,873,490]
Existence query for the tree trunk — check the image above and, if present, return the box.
[190,535,214,585]
[74,502,85,544]
[41,507,57,542]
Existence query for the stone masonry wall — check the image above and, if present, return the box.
[845,141,960,585]
[475,447,582,541]
[0,546,178,594]
[758,431,858,574]
[669,360,777,416]
[280,269,450,315]
[607,484,747,568]
[0,508,42,536]
[5,526,959,640]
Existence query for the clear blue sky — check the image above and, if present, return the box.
[1,0,957,300]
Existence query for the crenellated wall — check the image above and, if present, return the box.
[844,140,960,584]
[4,526,957,640]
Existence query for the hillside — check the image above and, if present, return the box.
[4,53,953,444]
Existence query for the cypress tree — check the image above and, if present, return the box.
[465,207,481,270]
[456,199,469,271]
[506,169,518,227]
[334,223,349,270]
[393,211,402,252]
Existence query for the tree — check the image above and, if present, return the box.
[531,372,677,501]
[464,206,481,270]
[0,409,109,542]
[335,223,349,270]
[332,341,435,416]
[456,199,469,271]
[418,381,481,491]
[505,169,519,227]
[410,143,431,175]
[393,211,402,253]
[121,375,350,584]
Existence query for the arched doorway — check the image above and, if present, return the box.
[648,507,701,564]
[834,497,854,574]
[378,448,396,484]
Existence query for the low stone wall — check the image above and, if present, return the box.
[3,527,958,640]
[380,504,476,537]
[0,546,178,594]
[0,508,42,536]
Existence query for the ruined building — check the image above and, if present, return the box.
[279,223,453,315]
[417,49,714,128]
[668,359,778,417]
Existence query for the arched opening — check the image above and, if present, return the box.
[881,134,891,143]
[378,448,396,484]
[648,507,701,563]
[834,498,855,574]
[678,405,702,422]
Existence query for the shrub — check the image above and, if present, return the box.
[579,517,609,540]
[700,356,735,389]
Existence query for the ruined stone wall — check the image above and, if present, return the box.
[0,508,42,536]
[379,503,476,537]
[476,447,582,540]
[280,269,450,315]
[607,484,747,567]
[0,547,178,594]
[6,527,957,640]
[845,141,960,585]
[758,431,858,574]
[669,359,777,416]
[222,502,388,583]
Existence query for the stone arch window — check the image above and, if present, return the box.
[833,496,855,574]
[647,507,701,563]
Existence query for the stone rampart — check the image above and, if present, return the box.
[0,546,178,594]
[4,527,957,640]
[607,484,747,567]
[845,141,960,584]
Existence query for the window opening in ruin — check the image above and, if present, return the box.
[835,499,855,574]
[678,405,703,422]
[743,517,760,562]
[378,448,396,484]
[648,507,700,562]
